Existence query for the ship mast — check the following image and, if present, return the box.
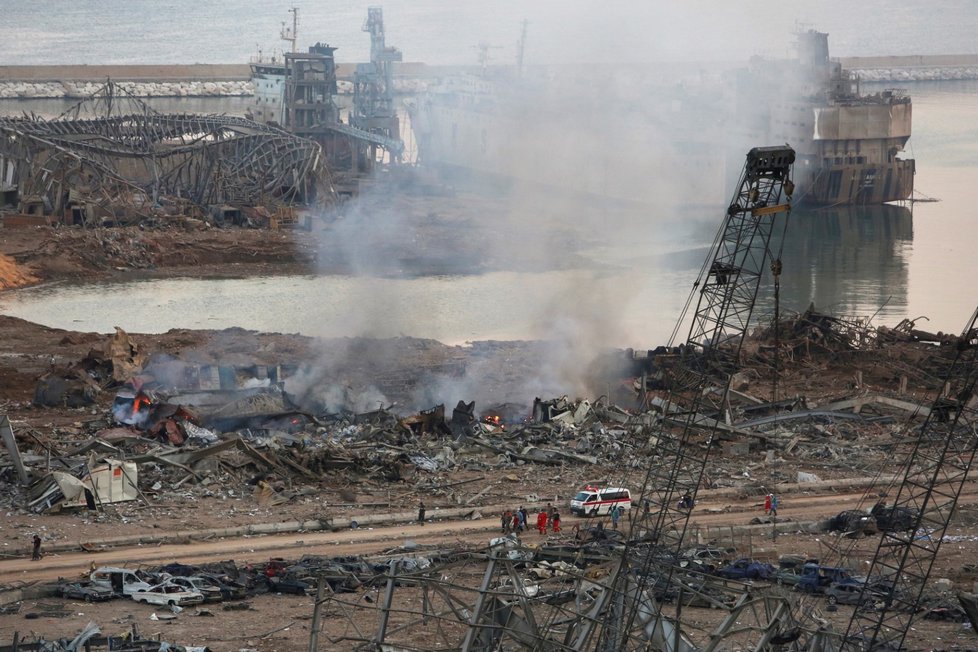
[281,7,299,53]
[516,19,528,77]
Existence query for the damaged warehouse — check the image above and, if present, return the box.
[0,83,333,226]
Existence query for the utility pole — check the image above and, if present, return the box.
[771,257,782,402]
[307,576,325,652]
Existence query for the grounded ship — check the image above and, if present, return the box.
[408,30,913,207]
[737,30,914,205]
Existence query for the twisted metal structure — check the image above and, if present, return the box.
[840,306,978,650]
[0,83,332,223]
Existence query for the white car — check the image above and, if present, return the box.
[168,576,223,602]
[131,582,204,607]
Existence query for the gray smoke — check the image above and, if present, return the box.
[291,6,827,413]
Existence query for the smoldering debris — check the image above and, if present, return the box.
[0,304,969,530]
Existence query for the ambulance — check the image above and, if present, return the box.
[569,485,632,517]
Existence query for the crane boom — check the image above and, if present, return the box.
[594,146,795,650]
[636,146,794,551]
[842,306,978,650]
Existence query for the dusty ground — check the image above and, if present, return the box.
[3,505,978,651]
[3,195,978,649]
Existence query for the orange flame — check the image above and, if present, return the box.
[132,394,151,413]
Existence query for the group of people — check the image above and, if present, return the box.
[500,504,562,535]
[763,493,780,516]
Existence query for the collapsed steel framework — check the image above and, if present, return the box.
[0,83,333,224]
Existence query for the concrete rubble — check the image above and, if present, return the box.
[3,303,978,649]
[0,305,968,526]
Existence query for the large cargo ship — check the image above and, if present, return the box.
[408,30,913,207]
[735,30,914,205]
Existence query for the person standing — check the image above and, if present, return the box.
[610,505,621,529]
[31,535,42,561]
[770,494,779,517]
[764,493,772,516]
[418,500,426,526]
[536,508,549,535]
[516,507,526,532]
[551,509,561,533]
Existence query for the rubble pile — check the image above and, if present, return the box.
[0,304,971,547]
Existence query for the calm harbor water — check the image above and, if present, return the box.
[1,80,977,347]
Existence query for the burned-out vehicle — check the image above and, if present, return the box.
[871,502,917,532]
[198,573,248,600]
[715,559,775,581]
[59,581,116,602]
[828,510,879,536]
[267,573,313,595]
[825,579,884,607]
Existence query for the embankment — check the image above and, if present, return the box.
[0,63,253,99]
[0,253,37,290]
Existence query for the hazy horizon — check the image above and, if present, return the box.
[2,1,977,68]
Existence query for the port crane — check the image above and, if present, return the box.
[594,147,977,651]
[629,145,795,551]
[552,146,795,650]
[449,146,796,652]
[823,306,978,650]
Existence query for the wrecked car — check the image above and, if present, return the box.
[828,510,879,536]
[715,559,775,581]
[131,582,205,606]
[168,576,224,602]
[825,579,884,607]
[871,502,918,532]
[59,582,116,602]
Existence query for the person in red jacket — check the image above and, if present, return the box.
[551,509,561,533]
[536,508,549,534]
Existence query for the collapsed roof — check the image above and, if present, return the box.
[0,82,333,223]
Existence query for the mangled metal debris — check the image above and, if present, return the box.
[27,458,138,514]
[0,82,333,227]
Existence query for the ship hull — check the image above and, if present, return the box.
[805,158,914,205]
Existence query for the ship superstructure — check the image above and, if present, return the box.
[247,7,404,189]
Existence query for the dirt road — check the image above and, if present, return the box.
[7,487,957,585]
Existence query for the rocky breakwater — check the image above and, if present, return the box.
[852,66,978,82]
[0,79,254,99]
